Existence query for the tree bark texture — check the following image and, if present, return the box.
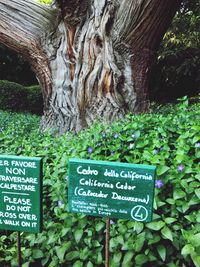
[0,0,181,133]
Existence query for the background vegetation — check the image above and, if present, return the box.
[150,0,200,101]
[0,99,199,267]
[0,81,43,115]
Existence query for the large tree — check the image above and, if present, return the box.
[0,0,181,133]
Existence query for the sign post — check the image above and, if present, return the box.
[105,218,110,267]
[0,155,42,266]
[68,158,156,266]
[17,231,22,267]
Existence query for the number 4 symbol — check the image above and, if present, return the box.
[134,206,143,219]
[131,205,148,222]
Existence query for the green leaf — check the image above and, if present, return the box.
[95,222,105,232]
[181,244,195,256]
[135,254,148,265]
[161,226,173,241]
[122,251,134,266]
[73,260,83,267]
[135,233,145,252]
[55,242,71,261]
[157,245,166,261]
[65,251,80,261]
[32,249,44,259]
[191,233,200,247]
[191,253,200,267]
[146,221,165,231]
[74,229,83,243]
[96,252,103,264]
[157,165,170,176]
[164,217,177,224]
[195,188,200,199]
[112,252,122,263]
[133,222,144,234]
[148,235,161,245]
[173,189,186,200]
[86,262,94,267]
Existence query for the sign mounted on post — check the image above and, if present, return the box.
[0,155,42,233]
[68,159,156,222]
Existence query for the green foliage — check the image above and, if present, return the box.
[150,0,200,102]
[0,98,199,266]
[0,80,43,115]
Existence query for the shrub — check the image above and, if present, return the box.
[26,85,43,115]
[0,98,199,267]
[0,80,28,111]
[0,80,43,115]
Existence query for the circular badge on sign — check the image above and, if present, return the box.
[131,205,148,221]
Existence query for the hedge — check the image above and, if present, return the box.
[0,80,43,115]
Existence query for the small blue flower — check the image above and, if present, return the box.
[102,133,106,138]
[155,180,164,188]
[110,219,115,225]
[178,165,184,172]
[195,142,200,148]
[114,133,119,139]
[129,143,134,149]
[153,149,159,155]
[58,201,63,207]
[111,151,115,156]
[87,147,93,154]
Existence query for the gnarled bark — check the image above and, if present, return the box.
[0,0,181,133]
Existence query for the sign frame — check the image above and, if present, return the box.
[68,158,156,222]
[0,155,43,233]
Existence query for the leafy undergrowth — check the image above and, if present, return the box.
[0,98,200,267]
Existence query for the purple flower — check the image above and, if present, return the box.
[87,147,93,154]
[155,180,164,188]
[178,165,184,172]
[129,143,134,149]
[58,201,63,207]
[195,142,200,148]
[111,151,115,156]
[114,133,119,139]
[110,219,115,225]
[153,149,159,155]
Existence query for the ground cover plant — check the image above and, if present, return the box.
[0,98,199,267]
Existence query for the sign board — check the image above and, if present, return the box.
[68,159,156,222]
[0,155,42,233]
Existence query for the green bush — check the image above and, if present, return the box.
[0,98,199,267]
[150,1,200,102]
[0,80,43,115]
[26,85,43,115]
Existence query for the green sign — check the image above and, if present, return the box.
[0,155,42,233]
[68,159,156,222]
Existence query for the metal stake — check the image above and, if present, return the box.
[17,232,22,267]
[105,218,110,267]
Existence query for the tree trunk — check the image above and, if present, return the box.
[0,0,181,133]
